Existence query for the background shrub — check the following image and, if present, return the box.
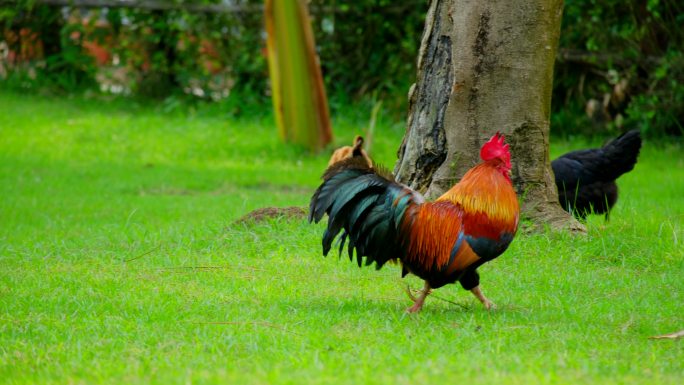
[0,0,681,137]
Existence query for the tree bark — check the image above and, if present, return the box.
[395,0,585,232]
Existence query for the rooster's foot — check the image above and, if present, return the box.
[404,284,418,302]
[406,300,425,313]
[404,284,432,303]
[405,282,432,313]
[470,286,496,310]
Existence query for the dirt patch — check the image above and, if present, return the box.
[232,206,308,225]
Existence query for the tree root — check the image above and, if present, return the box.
[522,200,587,234]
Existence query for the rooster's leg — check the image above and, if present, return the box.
[403,284,418,302]
[470,286,495,310]
[406,281,431,313]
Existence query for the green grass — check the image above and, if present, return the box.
[1,90,682,385]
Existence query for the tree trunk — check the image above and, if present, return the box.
[395,0,585,232]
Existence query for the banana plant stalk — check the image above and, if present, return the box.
[265,0,333,152]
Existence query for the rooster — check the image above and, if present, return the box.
[328,135,373,167]
[552,130,641,220]
[309,133,519,312]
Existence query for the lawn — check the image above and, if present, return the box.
[0,90,682,385]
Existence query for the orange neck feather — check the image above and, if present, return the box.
[436,162,519,224]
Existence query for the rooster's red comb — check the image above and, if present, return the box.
[480,131,511,168]
[487,131,506,145]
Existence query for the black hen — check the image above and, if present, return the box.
[552,130,642,220]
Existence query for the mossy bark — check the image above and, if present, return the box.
[395,0,584,232]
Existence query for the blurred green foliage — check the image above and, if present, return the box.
[0,1,424,113]
[0,0,268,101]
[555,0,683,137]
[309,1,426,116]
[0,0,681,137]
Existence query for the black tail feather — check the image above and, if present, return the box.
[597,129,642,181]
[309,158,419,270]
[552,129,641,219]
[552,129,642,187]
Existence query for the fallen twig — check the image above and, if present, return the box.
[124,245,161,262]
[649,330,684,340]
[430,294,471,310]
[405,285,470,310]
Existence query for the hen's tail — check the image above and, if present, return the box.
[596,129,642,181]
[309,157,418,269]
[553,129,642,186]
